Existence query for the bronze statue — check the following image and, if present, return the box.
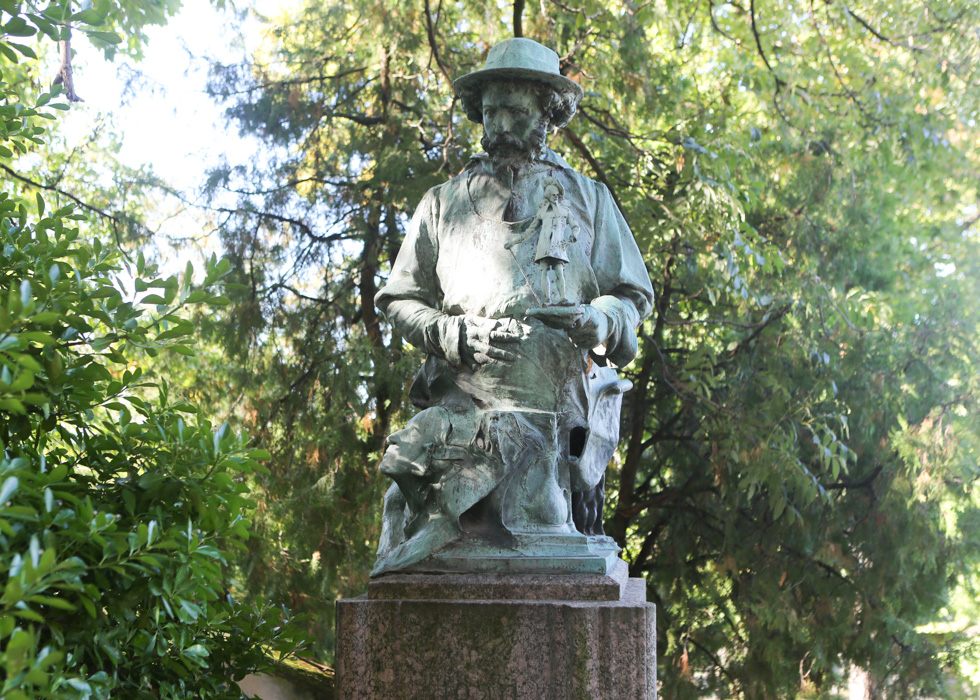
[372,38,654,575]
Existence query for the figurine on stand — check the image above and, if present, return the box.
[505,177,579,305]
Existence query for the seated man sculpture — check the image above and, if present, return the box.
[372,38,654,576]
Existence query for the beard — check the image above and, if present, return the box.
[481,120,549,170]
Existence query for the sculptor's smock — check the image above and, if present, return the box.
[376,149,654,415]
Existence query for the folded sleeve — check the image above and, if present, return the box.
[589,182,655,367]
[375,189,464,367]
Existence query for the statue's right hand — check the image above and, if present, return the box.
[461,316,522,370]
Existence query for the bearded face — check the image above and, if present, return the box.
[479,81,551,168]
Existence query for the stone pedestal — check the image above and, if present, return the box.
[335,561,656,699]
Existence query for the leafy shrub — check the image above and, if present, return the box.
[0,6,303,698]
[0,189,304,698]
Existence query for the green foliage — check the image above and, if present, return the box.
[0,223,292,697]
[0,4,305,698]
[187,0,980,696]
[0,0,184,60]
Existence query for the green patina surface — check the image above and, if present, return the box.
[371,38,654,577]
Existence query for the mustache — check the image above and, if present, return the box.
[485,133,526,149]
[481,123,548,157]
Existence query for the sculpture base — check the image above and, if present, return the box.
[418,532,623,575]
[335,568,657,699]
[374,532,623,577]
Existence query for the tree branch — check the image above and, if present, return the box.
[810,0,891,127]
[825,464,883,491]
[561,127,627,217]
[706,0,737,42]
[843,4,923,52]
[620,480,715,519]
[728,303,792,358]
[211,206,347,244]
[324,110,384,126]
[749,0,786,91]
[688,635,740,686]
[423,0,455,89]
[0,163,146,261]
[52,35,82,102]
[2,164,124,227]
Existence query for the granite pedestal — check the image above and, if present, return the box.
[335,561,656,699]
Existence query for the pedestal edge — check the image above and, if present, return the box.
[368,558,632,601]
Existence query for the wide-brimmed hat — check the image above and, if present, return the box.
[453,38,584,108]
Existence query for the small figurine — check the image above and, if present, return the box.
[505,177,579,305]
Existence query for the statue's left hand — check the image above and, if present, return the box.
[525,305,610,349]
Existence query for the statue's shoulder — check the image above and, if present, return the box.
[559,167,600,192]
[456,153,489,179]
[427,162,477,199]
[541,150,612,211]
[541,149,602,190]
[411,179,456,217]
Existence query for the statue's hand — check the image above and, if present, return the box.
[460,316,522,370]
[525,305,610,350]
[525,305,582,330]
